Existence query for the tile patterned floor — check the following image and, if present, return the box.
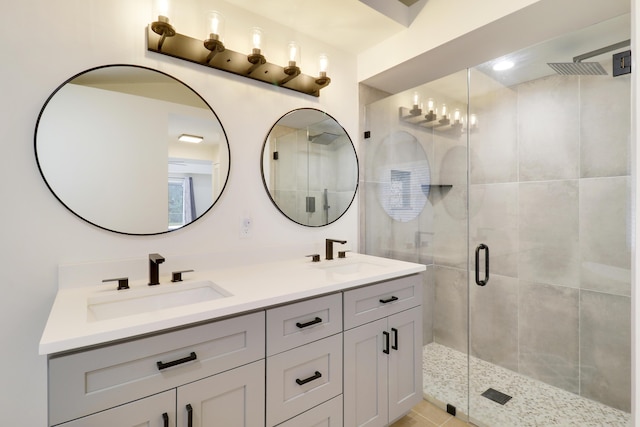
[422,342,631,427]
[391,399,473,427]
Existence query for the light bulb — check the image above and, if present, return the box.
[453,109,461,122]
[250,27,263,51]
[318,54,329,73]
[470,114,478,127]
[155,0,170,20]
[427,98,435,112]
[207,11,225,39]
[440,104,447,117]
[412,91,420,107]
[288,41,300,64]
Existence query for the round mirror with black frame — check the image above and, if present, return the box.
[261,108,358,227]
[35,64,230,235]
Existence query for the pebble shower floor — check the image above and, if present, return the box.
[422,342,631,427]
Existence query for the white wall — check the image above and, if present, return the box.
[632,0,639,422]
[0,0,357,425]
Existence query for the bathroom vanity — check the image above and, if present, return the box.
[40,253,425,426]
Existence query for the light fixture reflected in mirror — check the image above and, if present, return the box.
[399,97,476,137]
[178,134,204,143]
[425,98,436,121]
[410,91,422,116]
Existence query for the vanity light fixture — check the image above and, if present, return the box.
[178,134,204,144]
[204,11,226,63]
[150,0,176,51]
[247,27,266,75]
[280,41,301,85]
[146,7,331,97]
[315,54,331,86]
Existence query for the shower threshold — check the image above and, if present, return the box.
[423,342,630,427]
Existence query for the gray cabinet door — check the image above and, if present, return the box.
[344,318,388,427]
[388,306,423,422]
[176,360,265,427]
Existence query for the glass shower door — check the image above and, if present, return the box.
[467,15,632,426]
[362,69,471,419]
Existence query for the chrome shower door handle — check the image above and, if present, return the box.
[475,243,490,286]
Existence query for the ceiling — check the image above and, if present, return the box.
[223,0,631,96]
[223,0,408,54]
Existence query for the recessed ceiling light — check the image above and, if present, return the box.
[493,60,515,71]
[178,134,204,143]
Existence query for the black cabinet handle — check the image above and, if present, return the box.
[157,352,197,370]
[296,317,322,329]
[186,404,193,427]
[391,327,399,350]
[475,243,490,286]
[379,296,398,304]
[296,371,322,385]
[162,412,169,427]
[383,331,390,354]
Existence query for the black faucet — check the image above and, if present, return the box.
[148,253,165,286]
[325,239,347,260]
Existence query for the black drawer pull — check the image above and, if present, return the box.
[186,404,193,427]
[162,412,169,427]
[391,327,399,350]
[296,317,322,329]
[379,296,398,304]
[157,352,197,370]
[383,331,390,354]
[296,371,322,385]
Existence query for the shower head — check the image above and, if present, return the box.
[547,39,630,76]
[547,61,607,76]
[308,132,340,145]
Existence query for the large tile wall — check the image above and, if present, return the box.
[361,63,631,412]
[462,67,631,411]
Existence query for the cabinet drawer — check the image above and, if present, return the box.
[266,334,343,426]
[56,389,176,427]
[343,274,421,330]
[49,311,265,425]
[267,293,342,356]
[276,395,343,427]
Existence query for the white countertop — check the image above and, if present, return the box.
[39,253,425,355]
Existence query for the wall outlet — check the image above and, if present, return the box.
[240,216,252,238]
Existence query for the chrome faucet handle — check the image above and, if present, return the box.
[171,269,194,282]
[102,277,129,290]
[306,254,321,262]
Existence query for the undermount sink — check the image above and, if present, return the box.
[87,280,231,322]
[315,259,389,276]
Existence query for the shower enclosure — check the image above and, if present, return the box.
[362,13,631,427]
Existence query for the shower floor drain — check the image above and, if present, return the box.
[481,388,512,405]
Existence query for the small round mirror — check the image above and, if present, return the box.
[261,108,358,227]
[35,65,230,235]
